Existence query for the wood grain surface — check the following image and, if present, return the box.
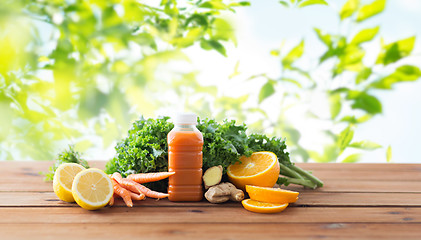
[1,161,420,239]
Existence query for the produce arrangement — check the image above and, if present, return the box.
[48,116,323,213]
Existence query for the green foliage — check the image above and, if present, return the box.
[42,145,89,181]
[239,0,420,163]
[106,116,322,191]
[0,0,248,160]
[356,0,386,22]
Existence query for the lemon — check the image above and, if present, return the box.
[53,163,86,202]
[72,168,113,210]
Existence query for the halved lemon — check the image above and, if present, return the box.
[242,199,289,214]
[72,168,113,210]
[53,163,86,202]
[246,185,299,204]
[227,151,280,190]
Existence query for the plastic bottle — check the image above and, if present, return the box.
[167,113,203,202]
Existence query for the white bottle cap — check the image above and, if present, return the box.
[173,113,198,125]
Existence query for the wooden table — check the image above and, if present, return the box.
[1,161,420,239]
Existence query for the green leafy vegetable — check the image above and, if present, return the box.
[42,145,89,181]
[105,116,323,191]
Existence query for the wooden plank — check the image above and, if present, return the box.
[2,178,421,193]
[284,179,421,193]
[1,161,421,193]
[1,192,421,207]
[1,223,420,240]
[0,207,420,224]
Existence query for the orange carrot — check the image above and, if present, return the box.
[129,191,145,201]
[127,172,175,184]
[109,194,115,206]
[112,172,169,199]
[111,178,133,207]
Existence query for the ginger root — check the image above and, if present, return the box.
[205,182,244,204]
[202,165,223,189]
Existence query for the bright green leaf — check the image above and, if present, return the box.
[258,80,275,103]
[200,39,227,56]
[337,125,354,152]
[356,67,372,84]
[282,40,304,68]
[279,1,289,7]
[350,26,380,45]
[314,28,332,46]
[371,65,421,89]
[342,153,361,163]
[376,36,416,65]
[340,0,360,20]
[356,0,386,22]
[298,0,328,8]
[349,140,382,150]
[386,145,392,162]
[280,78,302,88]
[346,91,382,114]
[329,93,342,119]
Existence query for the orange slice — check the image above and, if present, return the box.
[242,199,288,214]
[227,151,280,190]
[246,185,299,204]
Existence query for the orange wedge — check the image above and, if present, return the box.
[242,199,288,214]
[227,151,280,190]
[246,185,299,204]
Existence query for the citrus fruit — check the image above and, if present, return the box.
[72,168,113,210]
[227,151,280,190]
[246,185,299,204]
[53,163,86,202]
[241,199,288,214]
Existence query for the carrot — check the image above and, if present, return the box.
[111,178,133,207]
[112,172,169,199]
[109,194,115,206]
[129,191,145,201]
[127,172,175,184]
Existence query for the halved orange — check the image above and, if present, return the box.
[227,152,280,190]
[246,185,299,204]
[242,199,288,214]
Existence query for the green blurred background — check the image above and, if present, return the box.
[1,0,420,162]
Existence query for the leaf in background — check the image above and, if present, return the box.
[329,93,342,119]
[200,39,227,56]
[279,1,290,7]
[229,1,251,7]
[356,67,372,84]
[349,140,382,150]
[340,114,372,124]
[314,28,332,46]
[350,26,380,45]
[371,65,421,89]
[282,40,304,68]
[337,125,354,152]
[298,0,328,8]
[280,78,303,88]
[346,90,382,114]
[386,145,392,162]
[356,0,386,22]
[342,153,361,163]
[340,0,360,20]
[199,0,228,9]
[258,80,275,103]
[210,18,236,45]
[376,36,416,65]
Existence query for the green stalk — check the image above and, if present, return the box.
[278,176,317,189]
[279,163,305,180]
[289,164,324,187]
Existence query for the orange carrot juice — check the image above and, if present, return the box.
[167,113,203,201]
